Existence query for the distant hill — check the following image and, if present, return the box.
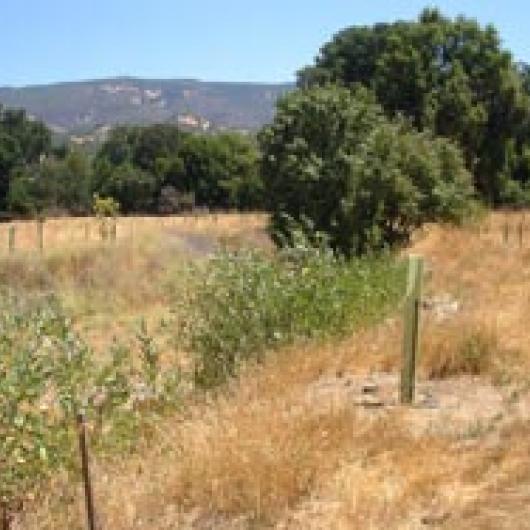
[0,77,293,138]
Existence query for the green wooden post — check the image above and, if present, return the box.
[518,219,524,248]
[99,219,108,242]
[503,222,509,245]
[8,225,15,255]
[109,219,117,242]
[400,255,424,405]
[37,219,44,253]
[84,221,90,242]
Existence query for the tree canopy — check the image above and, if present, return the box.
[298,8,530,204]
[259,85,475,256]
[0,106,51,212]
[93,124,262,213]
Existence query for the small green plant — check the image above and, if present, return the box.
[92,194,120,240]
[92,194,120,218]
[136,319,181,409]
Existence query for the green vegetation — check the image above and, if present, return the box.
[0,106,51,213]
[7,151,91,216]
[298,8,530,205]
[3,123,263,217]
[175,240,405,387]
[260,85,475,255]
[0,291,180,514]
[93,125,262,213]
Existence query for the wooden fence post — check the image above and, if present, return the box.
[400,255,424,405]
[1,501,10,530]
[8,225,15,255]
[503,222,509,245]
[518,218,524,248]
[37,219,44,253]
[109,219,117,242]
[77,412,97,530]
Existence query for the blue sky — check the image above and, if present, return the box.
[1,0,529,86]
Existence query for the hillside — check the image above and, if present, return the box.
[0,77,293,136]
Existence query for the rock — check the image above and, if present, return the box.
[421,510,450,525]
[422,294,460,320]
[355,396,384,408]
[361,382,379,394]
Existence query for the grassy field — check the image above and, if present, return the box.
[5,212,530,529]
[0,214,268,348]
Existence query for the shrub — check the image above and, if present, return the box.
[259,85,476,256]
[0,292,179,515]
[298,9,530,204]
[175,241,405,387]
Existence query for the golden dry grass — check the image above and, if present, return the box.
[11,211,530,529]
[0,213,267,255]
[0,212,268,350]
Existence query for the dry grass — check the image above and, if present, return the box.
[0,213,268,349]
[10,211,530,528]
[0,213,268,254]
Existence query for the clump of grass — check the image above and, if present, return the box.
[175,244,405,387]
[422,324,498,379]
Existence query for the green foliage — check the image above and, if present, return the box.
[92,194,120,218]
[298,8,530,204]
[96,162,157,213]
[0,105,51,211]
[259,85,475,255]
[7,151,92,216]
[175,132,262,209]
[175,240,405,387]
[0,293,180,510]
[157,185,195,214]
[94,124,263,213]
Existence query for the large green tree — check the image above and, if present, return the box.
[259,85,475,256]
[0,106,51,211]
[298,9,530,204]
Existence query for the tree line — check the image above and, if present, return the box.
[1,116,263,217]
[2,8,530,255]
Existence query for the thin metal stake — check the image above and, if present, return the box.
[1,502,10,530]
[77,412,97,530]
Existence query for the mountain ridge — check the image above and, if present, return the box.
[0,77,294,136]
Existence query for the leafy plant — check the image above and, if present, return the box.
[174,240,405,387]
[0,292,179,519]
[92,194,120,240]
